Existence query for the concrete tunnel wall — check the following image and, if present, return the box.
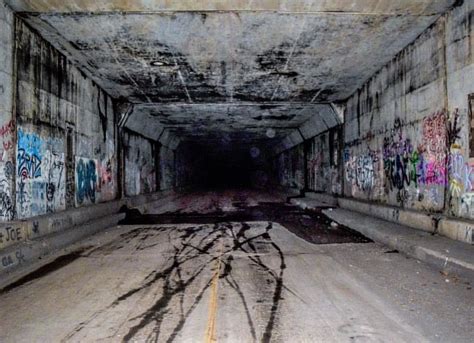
[123,130,158,197]
[0,2,14,221]
[0,10,183,225]
[0,5,186,273]
[345,0,473,218]
[15,19,119,217]
[272,1,473,243]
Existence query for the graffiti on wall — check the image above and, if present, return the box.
[419,112,447,186]
[98,160,113,188]
[448,146,473,197]
[307,135,336,193]
[382,124,420,192]
[443,108,474,217]
[16,130,66,219]
[0,120,15,161]
[345,149,381,194]
[44,149,65,213]
[0,178,14,220]
[0,120,15,220]
[345,112,452,207]
[75,157,98,205]
[125,154,155,196]
[17,129,42,180]
[97,157,115,201]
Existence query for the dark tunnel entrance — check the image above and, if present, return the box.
[177,142,272,190]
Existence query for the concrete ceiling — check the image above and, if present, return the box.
[124,103,335,144]
[8,0,457,151]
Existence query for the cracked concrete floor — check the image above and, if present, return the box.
[0,192,472,342]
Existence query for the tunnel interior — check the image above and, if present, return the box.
[0,0,469,243]
[177,142,264,190]
[1,1,473,342]
[198,152,254,189]
[8,3,457,197]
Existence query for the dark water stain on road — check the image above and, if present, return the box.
[120,202,372,244]
[3,201,369,341]
[0,247,92,294]
[59,221,286,342]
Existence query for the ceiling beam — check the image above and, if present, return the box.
[6,0,456,16]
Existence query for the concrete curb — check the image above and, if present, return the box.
[0,213,125,279]
[305,192,338,206]
[290,198,333,210]
[0,191,184,281]
[0,190,180,280]
[0,190,178,254]
[338,198,473,245]
[323,208,474,281]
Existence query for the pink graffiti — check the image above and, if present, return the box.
[0,120,14,137]
[416,111,448,187]
[421,160,446,186]
[2,141,13,151]
[423,112,446,157]
[99,163,112,184]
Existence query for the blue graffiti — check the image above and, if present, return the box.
[17,130,43,180]
[76,158,97,205]
[18,130,42,159]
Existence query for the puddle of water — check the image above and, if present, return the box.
[120,202,372,245]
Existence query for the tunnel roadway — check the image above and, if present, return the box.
[0,191,472,342]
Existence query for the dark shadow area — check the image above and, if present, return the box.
[204,155,253,188]
[176,142,273,190]
[119,202,372,245]
[0,247,91,294]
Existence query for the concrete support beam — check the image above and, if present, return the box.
[5,0,456,15]
[159,129,181,151]
[272,103,342,156]
[123,106,165,142]
[299,103,342,140]
[124,106,180,150]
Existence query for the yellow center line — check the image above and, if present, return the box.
[205,240,223,343]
